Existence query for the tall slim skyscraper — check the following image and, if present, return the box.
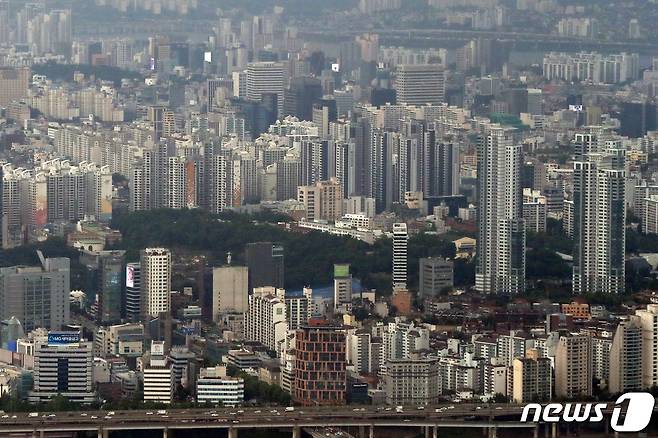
[97,251,125,324]
[125,262,141,322]
[475,124,525,295]
[392,223,408,290]
[395,64,445,106]
[572,137,626,295]
[140,248,172,320]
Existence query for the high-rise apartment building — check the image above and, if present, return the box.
[609,316,642,394]
[636,304,658,389]
[293,321,346,406]
[523,188,547,233]
[572,136,625,295]
[555,333,592,399]
[475,124,525,295]
[511,352,552,403]
[395,64,445,106]
[244,287,287,351]
[392,223,408,290]
[298,178,344,222]
[140,248,171,319]
[0,67,30,107]
[0,253,70,331]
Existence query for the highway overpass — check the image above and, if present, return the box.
[0,404,638,438]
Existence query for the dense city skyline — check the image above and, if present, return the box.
[2,0,658,437]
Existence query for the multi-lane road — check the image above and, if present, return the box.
[0,403,649,437]
[0,404,536,436]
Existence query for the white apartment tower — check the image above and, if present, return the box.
[636,304,658,388]
[244,287,287,351]
[140,248,172,319]
[392,223,408,290]
[475,124,525,294]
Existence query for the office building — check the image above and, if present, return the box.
[609,316,642,394]
[283,77,323,121]
[245,242,284,289]
[143,341,174,404]
[170,346,196,388]
[212,266,249,321]
[392,223,408,290]
[511,353,552,403]
[293,321,346,406]
[395,64,445,106]
[141,248,172,319]
[383,355,440,406]
[333,264,353,312]
[125,263,141,322]
[573,140,625,294]
[97,251,125,324]
[418,257,454,298]
[246,62,285,117]
[0,253,70,332]
[475,124,525,295]
[196,366,245,406]
[29,332,95,403]
[555,333,592,399]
